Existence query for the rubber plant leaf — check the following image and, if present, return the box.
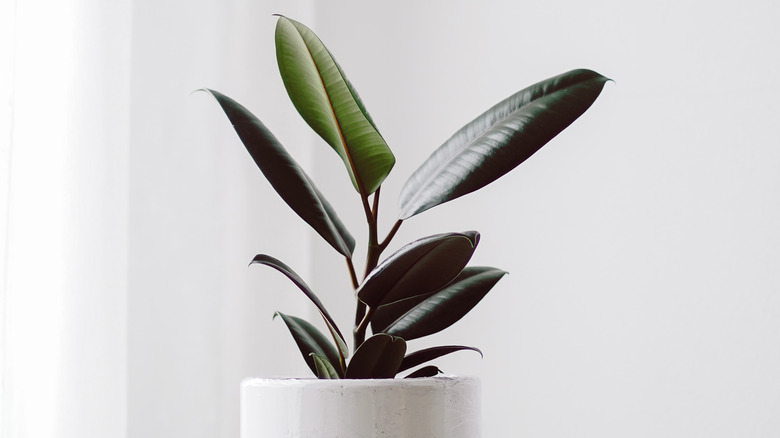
[344,334,406,379]
[204,89,355,257]
[399,69,610,219]
[310,353,340,379]
[404,366,442,379]
[275,15,395,196]
[251,254,349,368]
[370,293,433,335]
[370,270,494,334]
[357,231,480,309]
[383,267,507,341]
[274,312,343,378]
[399,346,483,373]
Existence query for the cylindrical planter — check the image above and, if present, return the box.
[241,375,481,438]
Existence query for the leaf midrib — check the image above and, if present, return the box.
[296,25,367,196]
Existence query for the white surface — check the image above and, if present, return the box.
[240,376,481,438]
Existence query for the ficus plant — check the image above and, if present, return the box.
[202,15,610,379]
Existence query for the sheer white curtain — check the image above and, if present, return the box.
[2,1,316,437]
[2,1,130,436]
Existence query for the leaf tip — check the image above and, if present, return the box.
[190,88,210,98]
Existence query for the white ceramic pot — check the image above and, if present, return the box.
[240,375,481,438]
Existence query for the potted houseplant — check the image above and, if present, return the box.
[203,15,609,438]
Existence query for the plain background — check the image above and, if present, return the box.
[3,0,779,437]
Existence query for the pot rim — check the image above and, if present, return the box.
[242,374,478,388]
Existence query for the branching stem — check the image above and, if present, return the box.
[379,220,403,252]
[352,190,404,348]
[354,306,375,344]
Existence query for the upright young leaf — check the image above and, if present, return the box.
[251,255,349,367]
[399,69,610,219]
[383,267,507,341]
[357,231,480,309]
[274,312,344,378]
[203,89,355,257]
[275,15,395,196]
[310,353,340,379]
[345,334,407,379]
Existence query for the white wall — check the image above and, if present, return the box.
[304,1,780,437]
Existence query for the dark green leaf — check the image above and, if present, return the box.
[274,312,343,378]
[203,89,355,257]
[345,334,406,379]
[384,267,507,341]
[357,231,480,309]
[371,266,493,334]
[275,16,395,196]
[399,69,610,219]
[404,366,442,379]
[252,255,349,368]
[399,345,483,372]
[310,353,340,379]
[370,293,433,335]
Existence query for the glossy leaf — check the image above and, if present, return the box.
[274,312,343,378]
[203,89,354,257]
[399,69,610,219]
[370,293,433,335]
[310,353,340,379]
[399,345,483,372]
[357,231,480,309]
[383,267,507,341]
[275,15,395,196]
[251,255,349,367]
[404,366,442,379]
[345,334,406,379]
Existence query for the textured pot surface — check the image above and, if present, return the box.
[240,375,481,438]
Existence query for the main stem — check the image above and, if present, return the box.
[353,187,397,348]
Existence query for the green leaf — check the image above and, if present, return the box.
[404,366,442,379]
[399,345,483,372]
[203,89,355,257]
[399,69,610,219]
[310,353,340,379]
[383,267,507,341]
[345,334,406,379]
[357,231,480,309]
[275,15,395,196]
[252,255,349,369]
[274,312,344,378]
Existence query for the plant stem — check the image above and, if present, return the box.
[379,219,403,252]
[354,189,378,348]
[352,193,404,348]
[346,257,359,290]
[354,306,375,344]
